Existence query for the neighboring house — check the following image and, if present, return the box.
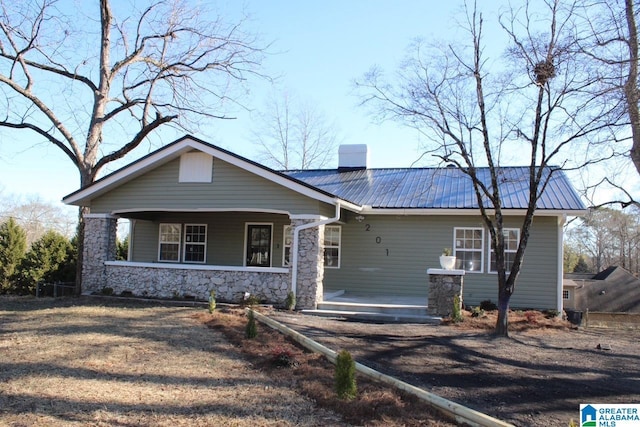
[564,266,640,313]
[63,135,586,310]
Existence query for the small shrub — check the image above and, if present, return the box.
[241,293,261,307]
[101,287,114,296]
[544,309,560,319]
[524,310,539,324]
[245,310,258,339]
[471,306,485,318]
[271,346,298,368]
[284,291,296,311]
[480,299,497,311]
[208,289,216,313]
[451,295,463,323]
[335,349,357,400]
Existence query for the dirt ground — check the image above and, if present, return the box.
[265,308,640,426]
[0,296,347,426]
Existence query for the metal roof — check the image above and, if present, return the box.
[283,166,586,211]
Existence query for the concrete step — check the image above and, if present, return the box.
[317,301,429,316]
[301,307,441,324]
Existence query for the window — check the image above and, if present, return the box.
[323,225,341,268]
[454,227,484,272]
[283,225,293,266]
[159,223,181,262]
[489,228,520,273]
[563,290,570,300]
[246,224,272,267]
[184,224,207,263]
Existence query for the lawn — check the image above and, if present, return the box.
[0,296,344,426]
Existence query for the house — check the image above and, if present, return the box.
[63,135,586,311]
[564,266,640,313]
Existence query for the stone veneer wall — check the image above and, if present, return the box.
[427,269,464,317]
[82,214,118,294]
[103,264,291,303]
[293,219,325,310]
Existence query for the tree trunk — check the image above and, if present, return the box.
[495,285,511,337]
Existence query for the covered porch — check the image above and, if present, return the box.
[82,209,330,309]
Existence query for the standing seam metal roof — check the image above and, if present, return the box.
[282,166,585,210]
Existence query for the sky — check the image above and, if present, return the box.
[0,0,631,219]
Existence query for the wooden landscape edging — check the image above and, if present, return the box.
[247,309,515,427]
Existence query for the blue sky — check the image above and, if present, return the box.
[0,0,620,216]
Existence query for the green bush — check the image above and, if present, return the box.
[451,294,463,323]
[0,218,27,294]
[480,299,498,311]
[335,349,357,400]
[245,310,258,339]
[471,306,485,318]
[208,289,216,313]
[284,291,296,311]
[14,230,74,295]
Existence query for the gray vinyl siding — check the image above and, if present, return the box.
[131,212,291,267]
[90,157,326,215]
[324,213,559,310]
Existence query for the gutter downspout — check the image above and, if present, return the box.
[557,214,566,313]
[290,201,342,301]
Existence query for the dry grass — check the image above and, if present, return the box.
[202,306,457,427]
[0,296,344,426]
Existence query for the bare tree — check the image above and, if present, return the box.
[0,0,266,293]
[357,0,609,336]
[573,0,640,207]
[0,193,76,245]
[251,89,339,170]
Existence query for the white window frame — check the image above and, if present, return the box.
[453,227,484,273]
[158,223,181,262]
[183,224,207,264]
[563,290,570,300]
[323,225,341,269]
[488,228,520,273]
[283,225,293,267]
[244,222,273,267]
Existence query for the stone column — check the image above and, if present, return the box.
[427,268,465,317]
[82,214,118,295]
[292,218,324,310]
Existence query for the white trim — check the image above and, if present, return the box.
[289,214,329,220]
[360,208,587,217]
[183,223,207,264]
[105,260,289,274]
[557,214,566,312]
[453,227,485,273]
[427,268,466,276]
[84,213,118,219]
[244,222,274,267]
[112,207,292,216]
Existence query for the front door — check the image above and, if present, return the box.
[246,224,272,267]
